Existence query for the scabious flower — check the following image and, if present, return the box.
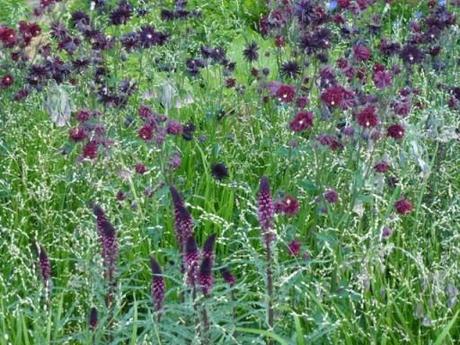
[353,43,372,61]
[166,120,183,135]
[321,85,354,109]
[288,240,301,256]
[387,123,405,139]
[138,124,154,141]
[373,70,392,89]
[150,257,165,312]
[211,163,229,180]
[267,82,296,103]
[258,177,275,244]
[400,44,424,65]
[290,111,314,132]
[356,105,379,128]
[275,195,300,216]
[374,160,390,173]
[324,189,339,204]
[69,127,87,142]
[82,141,99,159]
[394,198,413,215]
[0,75,14,88]
[220,267,236,286]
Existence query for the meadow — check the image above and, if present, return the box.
[0,0,459,344]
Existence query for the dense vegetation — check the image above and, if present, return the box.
[0,0,459,344]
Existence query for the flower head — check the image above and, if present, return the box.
[394,198,413,215]
[290,111,314,132]
[150,257,165,312]
[220,267,236,286]
[258,177,275,244]
[356,105,379,128]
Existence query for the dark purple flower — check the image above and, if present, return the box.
[121,32,139,51]
[202,234,216,259]
[288,240,301,256]
[69,127,87,142]
[276,84,296,103]
[211,163,229,180]
[353,43,372,61]
[276,195,300,216]
[110,1,132,25]
[38,246,51,284]
[135,163,147,175]
[400,44,424,65]
[198,256,214,296]
[356,105,379,128]
[170,186,194,249]
[243,42,259,62]
[324,189,339,204]
[139,26,168,48]
[394,198,413,215]
[280,61,300,79]
[88,307,98,330]
[166,120,183,135]
[258,177,275,244]
[138,124,154,141]
[0,74,14,88]
[82,141,98,159]
[93,205,118,281]
[387,123,405,140]
[150,257,165,312]
[220,267,236,286]
[168,152,181,170]
[184,235,200,285]
[373,70,392,89]
[381,227,392,239]
[290,111,314,132]
[321,85,354,109]
[374,160,390,173]
[316,134,343,151]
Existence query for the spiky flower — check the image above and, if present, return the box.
[257,176,275,244]
[243,42,259,62]
[88,307,98,330]
[220,267,236,286]
[170,186,194,250]
[150,257,165,312]
[184,235,200,285]
[38,246,51,287]
[93,205,118,282]
[281,61,301,79]
[198,257,214,296]
[202,234,216,259]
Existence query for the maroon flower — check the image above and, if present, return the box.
[93,205,118,282]
[277,195,300,216]
[69,127,87,142]
[138,124,154,141]
[198,256,214,296]
[374,160,390,173]
[184,235,200,285]
[202,234,217,260]
[150,257,165,312]
[166,120,183,135]
[220,267,236,286]
[0,26,17,47]
[170,186,194,250]
[353,43,372,61]
[289,111,314,132]
[394,198,413,215]
[38,246,51,285]
[0,75,14,88]
[387,124,405,139]
[288,240,301,256]
[373,70,392,89]
[82,141,98,159]
[257,177,275,243]
[321,85,354,109]
[135,163,147,174]
[356,105,379,128]
[75,109,91,122]
[276,84,296,103]
[316,134,343,151]
[324,189,339,204]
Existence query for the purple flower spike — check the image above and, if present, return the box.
[198,257,214,296]
[38,246,51,286]
[257,176,275,244]
[88,307,98,330]
[220,267,236,286]
[169,186,194,249]
[202,234,216,259]
[93,205,118,281]
[150,257,165,312]
[184,235,200,286]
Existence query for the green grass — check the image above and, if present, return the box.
[0,0,459,344]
